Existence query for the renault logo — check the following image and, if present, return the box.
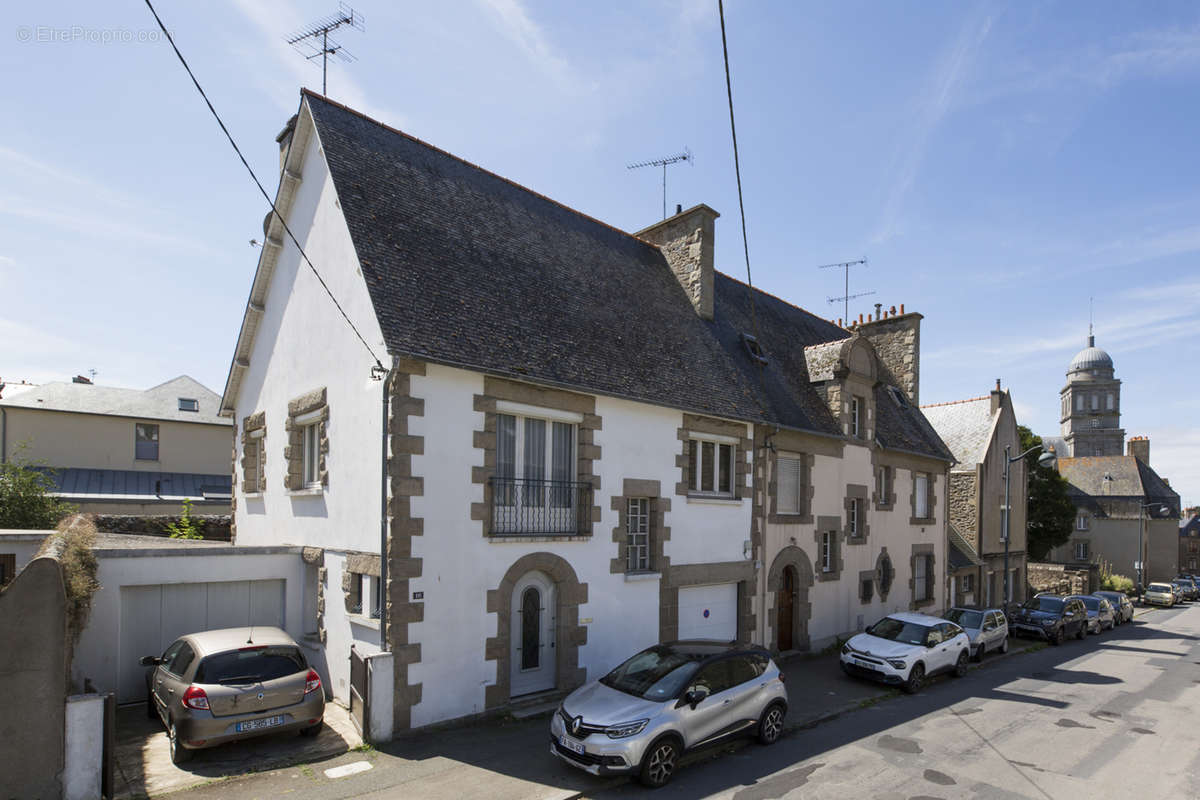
[570,715,583,736]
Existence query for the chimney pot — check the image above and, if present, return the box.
[838,318,843,327]
[996,378,1001,391]
[875,302,883,318]
[675,203,682,215]
[900,303,905,314]
[858,313,864,324]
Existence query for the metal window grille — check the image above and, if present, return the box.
[626,498,650,572]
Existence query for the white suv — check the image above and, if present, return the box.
[840,612,970,693]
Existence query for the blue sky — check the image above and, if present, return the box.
[2,1,1198,506]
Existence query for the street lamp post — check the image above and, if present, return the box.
[1003,443,1057,606]
[1137,501,1171,594]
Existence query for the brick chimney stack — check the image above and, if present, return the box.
[1128,436,1150,465]
[636,204,720,321]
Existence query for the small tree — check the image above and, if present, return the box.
[166,498,204,539]
[1019,426,1075,560]
[0,446,76,529]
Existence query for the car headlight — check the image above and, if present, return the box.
[886,658,907,670]
[605,719,650,739]
[1041,619,1056,626]
[841,642,852,655]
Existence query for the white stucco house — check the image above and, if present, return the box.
[218,90,952,734]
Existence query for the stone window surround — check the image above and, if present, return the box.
[484,552,588,710]
[875,548,896,601]
[909,469,937,525]
[858,570,876,603]
[676,414,751,500]
[609,479,671,575]
[658,560,756,644]
[873,463,896,510]
[471,376,602,540]
[767,449,814,524]
[766,547,814,652]
[843,484,871,545]
[813,515,844,582]
[909,543,936,610]
[284,387,328,491]
[341,551,381,617]
[240,410,267,495]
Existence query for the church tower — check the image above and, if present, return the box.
[1059,331,1124,457]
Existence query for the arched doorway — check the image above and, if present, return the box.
[777,566,796,651]
[511,571,556,696]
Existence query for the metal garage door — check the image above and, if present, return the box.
[677,583,738,641]
[118,579,285,702]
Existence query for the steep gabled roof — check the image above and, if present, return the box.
[0,375,228,425]
[1058,456,1180,506]
[921,396,995,470]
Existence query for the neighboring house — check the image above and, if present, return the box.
[1180,514,1200,573]
[923,382,1028,605]
[220,90,952,734]
[947,523,984,608]
[0,376,233,514]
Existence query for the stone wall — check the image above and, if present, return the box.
[858,312,921,405]
[635,205,719,320]
[1026,561,1096,596]
[91,514,232,541]
[948,472,978,549]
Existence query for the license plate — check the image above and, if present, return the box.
[237,715,284,732]
[854,658,878,671]
[559,735,586,755]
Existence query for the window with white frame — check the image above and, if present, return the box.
[777,455,803,514]
[1077,514,1088,530]
[688,434,736,497]
[876,465,893,506]
[849,497,863,538]
[301,422,321,487]
[914,472,930,519]
[626,498,650,572]
[821,531,834,572]
[1075,540,1089,560]
[496,412,576,505]
[914,555,930,601]
[850,396,864,438]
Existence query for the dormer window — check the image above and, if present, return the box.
[850,396,864,439]
[178,398,199,412]
[741,333,768,365]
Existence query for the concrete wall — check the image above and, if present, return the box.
[0,530,51,575]
[0,555,67,799]
[3,405,230,474]
[1048,515,1178,583]
[64,693,104,800]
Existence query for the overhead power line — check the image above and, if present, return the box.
[142,0,383,371]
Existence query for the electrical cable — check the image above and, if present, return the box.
[142,0,383,371]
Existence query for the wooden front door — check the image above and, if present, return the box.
[777,566,795,651]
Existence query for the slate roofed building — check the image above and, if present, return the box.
[1181,514,1200,574]
[0,375,232,513]
[220,90,953,735]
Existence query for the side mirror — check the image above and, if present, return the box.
[685,687,710,708]
[140,656,160,667]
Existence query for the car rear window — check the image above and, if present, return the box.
[194,645,307,685]
[1082,597,1099,610]
[944,609,982,629]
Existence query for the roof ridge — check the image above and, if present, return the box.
[301,89,657,253]
[920,395,990,409]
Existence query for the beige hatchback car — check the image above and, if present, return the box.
[141,627,325,764]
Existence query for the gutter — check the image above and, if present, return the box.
[379,356,397,652]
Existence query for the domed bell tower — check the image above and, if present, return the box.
[1059,331,1124,457]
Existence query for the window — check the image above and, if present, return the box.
[1091,394,1099,411]
[860,577,874,603]
[1076,394,1083,411]
[850,396,864,438]
[821,531,835,572]
[626,498,650,572]
[1090,419,1100,428]
[960,573,975,593]
[849,497,863,538]
[914,555,931,602]
[178,397,199,412]
[0,553,16,586]
[688,435,735,496]
[302,422,320,487]
[776,455,803,515]
[1189,541,1198,554]
[250,434,264,492]
[741,333,768,365]
[492,411,582,534]
[1075,541,1089,560]
[348,573,363,614]
[135,423,159,460]
[159,640,186,675]
[369,576,381,619]
[876,466,893,506]
[914,472,930,519]
[1106,393,1114,410]
[1077,514,1089,530]
[169,643,196,676]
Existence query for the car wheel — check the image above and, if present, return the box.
[146,688,158,721]
[903,663,925,694]
[757,703,785,745]
[1077,623,1086,640]
[1000,636,1009,654]
[972,643,983,663]
[1052,628,1064,646]
[954,650,968,677]
[299,721,323,738]
[638,737,681,788]
[168,721,191,765]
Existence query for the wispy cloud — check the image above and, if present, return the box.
[475,0,574,89]
[869,9,995,244]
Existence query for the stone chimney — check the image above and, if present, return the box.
[990,379,1004,414]
[1128,436,1150,465]
[276,114,298,174]
[636,204,720,320]
[858,309,923,405]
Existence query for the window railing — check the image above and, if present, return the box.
[489,477,592,536]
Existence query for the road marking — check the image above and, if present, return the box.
[324,761,373,779]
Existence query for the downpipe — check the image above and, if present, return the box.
[379,357,397,651]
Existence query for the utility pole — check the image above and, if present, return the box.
[627,149,693,220]
[818,258,872,323]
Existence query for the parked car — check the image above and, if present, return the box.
[840,612,970,694]
[1168,582,1186,604]
[1171,578,1198,601]
[1072,594,1115,633]
[1010,595,1088,644]
[1144,582,1176,607]
[943,607,1009,661]
[1093,591,1134,624]
[141,627,325,765]
[550,641,787,788]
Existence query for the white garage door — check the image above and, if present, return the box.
[677,583,738,641]
[118,579,285,702]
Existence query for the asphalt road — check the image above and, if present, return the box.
[589,604,1200,799]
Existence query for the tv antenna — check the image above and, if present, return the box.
[287,3,365,96]
[88,368,99,382]
[818,258,873,323]
[627,148,693,220]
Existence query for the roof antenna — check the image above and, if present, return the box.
[627,148,693,220]
[818,258,873,324]
[287,3,365,96]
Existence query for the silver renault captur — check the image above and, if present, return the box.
[549,641,788,788]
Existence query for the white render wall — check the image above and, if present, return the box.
[321,550,382,705]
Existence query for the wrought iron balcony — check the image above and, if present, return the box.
[488,476,592,536]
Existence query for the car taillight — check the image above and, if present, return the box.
[182,685,209,710]
[304,669,322,695]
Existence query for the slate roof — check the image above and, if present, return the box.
[948,524,983,570]
[36,467,231,502]
[0,376,228,425]
[302,92,950,460]
[921,396,995,471]
[1057,456,1180,507]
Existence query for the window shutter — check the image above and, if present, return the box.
[777,457,801,514]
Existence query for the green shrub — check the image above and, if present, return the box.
[0,446,75,529]
[167,498,203,539]
[1101,573,1135,594]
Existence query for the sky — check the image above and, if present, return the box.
[2,1,1198,506]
